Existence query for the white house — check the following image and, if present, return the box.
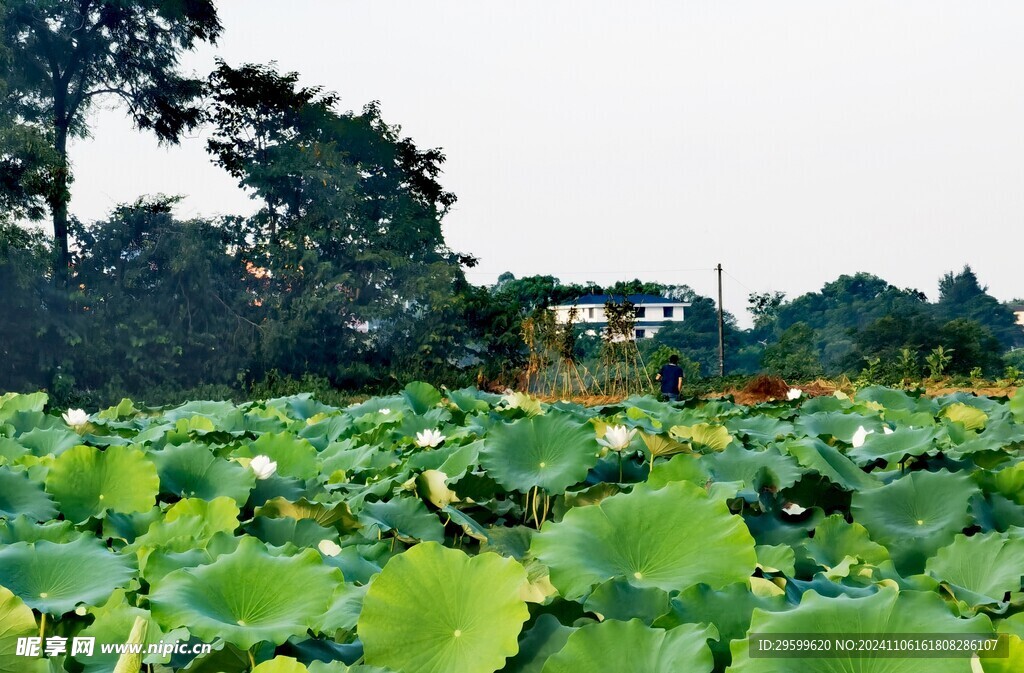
[552,294,690,339]
[1011,304,1024,327]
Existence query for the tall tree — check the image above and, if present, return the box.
[2,0,221,279]
[935,266,1020,349]
[206,61,471,384]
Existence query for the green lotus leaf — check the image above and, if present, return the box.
[17,426,81,457]
[138,531,240,584]
[795,411,881,443]
[308,663,390,673]
[237,432,319,480]
[246,516,339,548]
[299,414,354,450]
[532,481,757,599]
[729,588,993,673]
[638,432,690,460]
[150,442,255,505]
[851,469,978,573]
[800,514,889,574]
[76,589,187,671]
[705,445,803,491]
[96,397,139,421]
[991,461,1024,505]
[925,532,1024,608]
[980,634,1024,673]
[725,416,795,444]
[44,444,160,522]
[270,393,336,421]
[103,507,164,544]
[846,426,942,466]
[0,466,57,520]
[315,582,367,634]
[150,536,342,650]
[4,410,62,435]
[256,497,359,532]
[542,619,716,673]
[402,381,442,414]
[646,453,711,489]
[480,413,600,494]
[0,391,48,419]
[941,402,988,431]
[0,437,28,463]
[321,542,388,585]
[0,536,136,614]
[0,585,38,673]
[583,579,672,624]
[669,423,733,451]
[504,613,575,673]
[358,542,529,673]
[131,497,240,553]
[654,582,789,671]
[0,515,78,544]
[163,399,239,423]
[756,544,795,575]
[359,497,445,543]
[251,657,309,673]
[782,437,880,491]
[449,388,494,414]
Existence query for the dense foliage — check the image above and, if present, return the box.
[2,384,1024,672]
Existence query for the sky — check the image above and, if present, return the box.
[66,1,1024,327]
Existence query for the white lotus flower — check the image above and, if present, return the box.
[318,539,342,557]
[851,426,873,448]
[782,502,807,516]
[62,408,89,427]
[249,454,278,480]
[415,429,446,448]
[883,426,894,435]
[597,425,637,451]
[786,388,802,401]
[378,408,391,415]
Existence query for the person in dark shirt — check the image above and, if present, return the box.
[657,354,684,401]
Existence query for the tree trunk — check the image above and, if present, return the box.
[50,123,70,286]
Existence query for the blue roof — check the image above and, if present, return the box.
[570,294,682,306]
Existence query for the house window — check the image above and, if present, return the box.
[663,307,674,318]
[636,307,646,318]
[588,307,594,319]
[635,329,646,339]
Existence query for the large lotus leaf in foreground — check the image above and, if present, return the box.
[150,536,342,650]
[358,542,529,673]
[851,469,977,574]
[0,536,136,614]
[480,413,600,494]
[532,481,757,599]
[729,589,994,673]
[44,444,160,522]
[542,619,716,673]
[925,532,1024,608]
[0,586,39,673]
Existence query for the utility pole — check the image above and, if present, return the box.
[716,263,725,377]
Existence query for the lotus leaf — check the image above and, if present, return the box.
[542,619,716,673]
[532,481,757,599]
[45,444,160,522]
[358,542,529,673]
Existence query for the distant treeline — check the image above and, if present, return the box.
[2,2,1021,405]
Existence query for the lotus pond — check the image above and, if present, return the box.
[1,384,1024,673]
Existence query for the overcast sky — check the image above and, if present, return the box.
[67,1,1024,326]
